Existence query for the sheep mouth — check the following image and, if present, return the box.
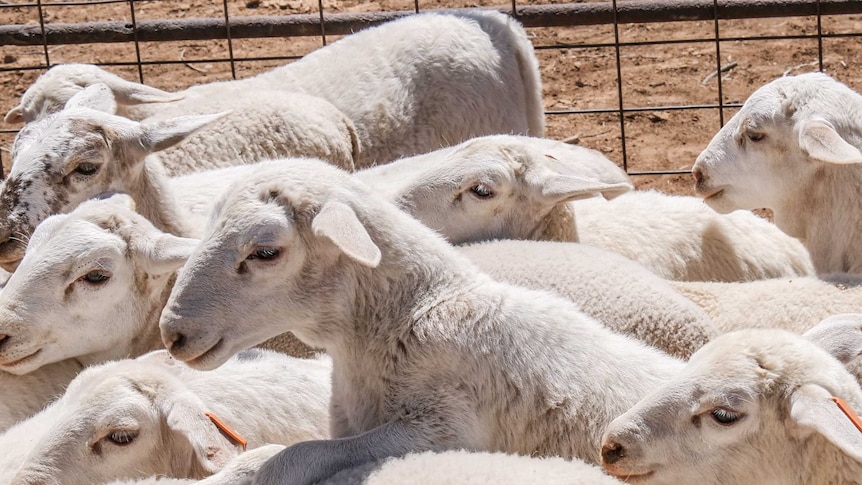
[184,338,226,370]
[607,470,655,483]
[0,348,41,369]
[695,185,727,201]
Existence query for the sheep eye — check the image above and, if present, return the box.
[470,183,494,199]
[108,430,138,446]
[80,270,111,284]
[746,132,766,142]
[710,407,743,425]
[75,163,100,176]
[247,247,281,261]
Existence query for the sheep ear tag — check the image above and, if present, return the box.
[789,384,862,462]
[798,119,862,165]
[312,201,381,268]
[205,412,248,451]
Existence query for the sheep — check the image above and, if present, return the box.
[356,135,815,282]
[600,328,862,484]
[100,445,287,485]
[6,10,544,168]
[458,239,717,359]
[10,349,331,485]
[803,314,862,385]
[692,72,862,274]
[669,274,862,334]
[157,158,685,485]
[319,450,625,485]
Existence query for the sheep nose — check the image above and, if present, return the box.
[601,441,626,465]
[0,334,10,351]
[163,331,187,354]
[692,167,704,185]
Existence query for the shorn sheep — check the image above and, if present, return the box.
[357,136,814,282]
[693,72,862,274]
[600,329,862,484]
[6,10,544,168]
[158,159,684,485]
[319,450,625,485]
[458,240,717,359]
[10,349,331,485]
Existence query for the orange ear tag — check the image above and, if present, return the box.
[205,412,248,451]
[830,397,862,433]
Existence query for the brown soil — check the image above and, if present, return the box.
[2,1,861,198]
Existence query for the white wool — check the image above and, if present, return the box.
[10,350,330,485]
[7,10,544,168]
[320,450,625,485]
[693,72,862,274]
[458,239,717,359]
[602,329,862,484]
[159,159,683,485]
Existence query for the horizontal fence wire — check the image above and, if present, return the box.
[0,0,858,180]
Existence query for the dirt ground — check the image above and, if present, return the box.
[1,0,861,197]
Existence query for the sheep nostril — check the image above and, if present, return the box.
[692,168,704,185]
[0,334,9,350]
[601,441,626,465]
[166,332,187,353]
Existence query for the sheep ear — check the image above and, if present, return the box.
[163,392,240,473]
[541,175,633,203]
[4,106,24,124]
[136,233,199,275]
[107,80,183,106]
[804,314,862,364]
[138,112,230,153]
[788,384,862,462]
[312,201,381,268]
[64,83,118,114]
[799,119,862,165]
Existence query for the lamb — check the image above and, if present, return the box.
[10,349,331,485]
[600,328,862,484]
[693,72,862,274]
[458,240,717,359]
[101,445,287,485]
[158,158,685,485]
[669,274,862,334]
[356,135,815,282]
[6,10,544,168]
[319,450,625,485]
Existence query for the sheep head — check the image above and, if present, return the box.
[5,63,182,124]
[10,353,242,485]
[0,84,222,271]
[692,72,862,219]
[0,195,198,375]
[600,328,862,485]
[160,159,386,370]
[358,134,632,244]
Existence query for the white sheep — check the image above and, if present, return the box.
[6,10,544,168]
[10,349,331,485]
[158,159,684,485]
[600,328,862,484]
[356,135,815,282]
[669,274,862,334]
[458,239,717,359]
[319,450,625,485]
[693,72,862,274]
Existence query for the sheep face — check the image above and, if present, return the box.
[0,195,197,375]
[11,356,241,485]
[5,64,181,124]
[161,160,380,370]
[0,85,220,271]
[362,136,632,244]
[601,329,862,485]
[693,73,862,218]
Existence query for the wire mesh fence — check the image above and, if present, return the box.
[1,0,861,193]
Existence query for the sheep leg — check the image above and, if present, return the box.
[250,420,433,485]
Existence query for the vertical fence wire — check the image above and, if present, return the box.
[712,0,726,127]
[35,0,50,68]
[318,0,327,46]
[816,0,824,71]
[610,0,628,172]
[128,0,144,82]
[222,0,237,79]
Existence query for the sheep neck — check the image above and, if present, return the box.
[124,156,195,238]
[781,165,862,274]
[535,203,579,242]
[803,433,862,484]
